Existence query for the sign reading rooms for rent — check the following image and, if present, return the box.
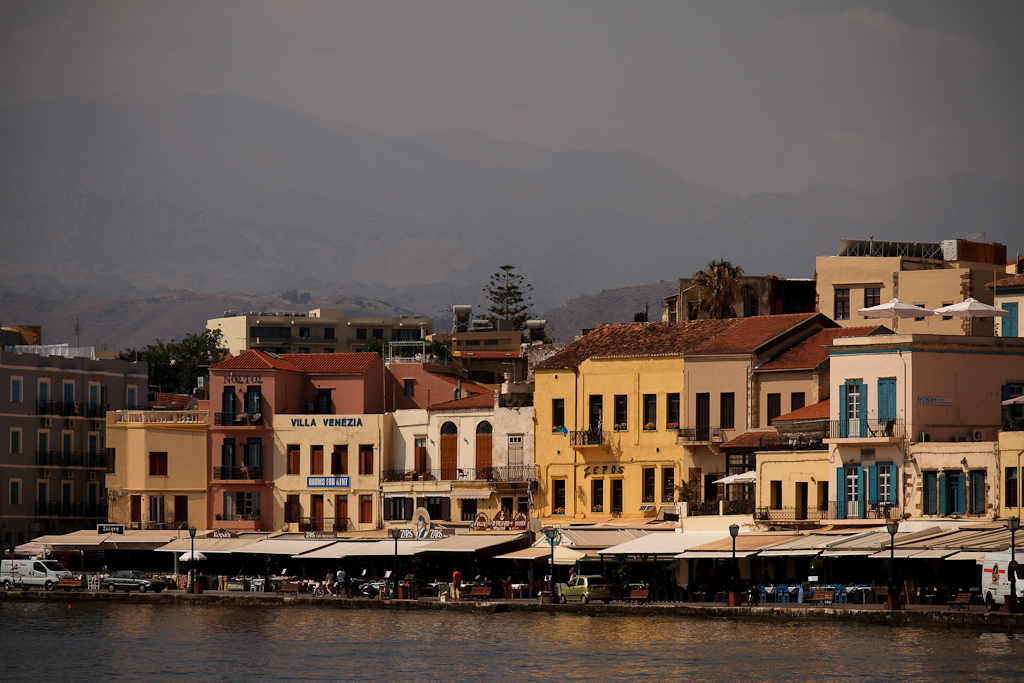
[307,476,351,488]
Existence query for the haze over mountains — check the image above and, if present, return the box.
[2,93,1023,347]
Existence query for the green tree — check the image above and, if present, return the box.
[117,330,226,395]
[692,259,750,319]
[484,265,534,330]
[362,338,387,357]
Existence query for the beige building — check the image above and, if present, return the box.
[988,273,1023,340]
[815,238,1007,335]
[999,430,1024,521]
[663,275,815,323]
[105,410,209,531]
[208,308,432,356]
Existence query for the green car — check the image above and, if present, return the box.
[559,575,612,604]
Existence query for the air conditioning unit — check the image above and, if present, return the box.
[42,417,52,427]
[40,468,51,477]
[302,403,314,413]
[91,421,103,430]
[64,419,74,428]
[971,429,985,442]
[88,471,98,480]
[919,432,931,442]
[64,469,74,478]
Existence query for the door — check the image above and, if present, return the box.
[796,482,808,521]
[174,495,188,524]
[877,378,896,425]
[611,479,623,513]
[687,468,702,503]
[589,395,603,431]
[130,495,142,524]
[1002,302,1018,338]
[359,495,373,525]
[842,382,866,438]
[440,422,458,480]
[475,422,492,475]
[311,495,324,529]
[335,495,348,531]
[845,466,861,519]
[696,393,710,440]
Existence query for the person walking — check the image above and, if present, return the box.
[326,570,337,597]
[336,568,346,598]
[452,569,462,600]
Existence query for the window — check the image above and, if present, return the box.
[38,379,49,403]
[126,385,137,409]
[767,394,781,425]
[663,468,675,503]
[221,438,236,469]
[834,288,850,320]
[791,392,805,413]
[864,287,881,308]
[150,495,164,526]
[174,496,188,524]
[614,395,628,429]
[1001,302,1018,337]
[484,339,499,345]
[299,327,311,339]
[245,438,262,467]
[877,464,891,503]
[244,386,261,414]
[359,494,373,523]
[508,435,524,467]
[38,481,48,504]
[107,448,115,474]
[923,471,938,515]
[285,495,300,523]
[591,479,604,512]
[913,303,927,322]
[315,388,332,415]
[461,498,477,521]
[940,302,953,321]
[63,381,74,404]
[1007,467,1019,509]
[10,479,21,506]
[89,434,98,455]
[845,466,860,517]
[62,432,72,454]
[356,328,367,340]
[359,445,373,475]
[10,428,21,454]
[945,473,965,515]
[667,393,680,428]
[287,445,300,475]
[325,327,336,340]
[332,445,348,475]
[551,399,565,429]
[39,431,48,454]
[404,380,415,397]
[372,328,384,340]
[770,481,782,509]
[643,394,657,429]
[149,452,168,476]
[552,479,566,512]
[643,468,655,502]
[611,479,623,513]
[387,497,412,521]
[589,395,603,431]
[11,377,22,402]
[842,381,864,437]
[720,393,735,430]
[311,446,324,476]
[969,470,986,514]
[224,492,260,519]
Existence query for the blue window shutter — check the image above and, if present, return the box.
[891,464,898,506]
[923,472,936,514]
[877,379,896,423]
[955,475,966,514]
[938,473,946,515]
[839,384,849,438]
[1003,384,1013,402]
[868,465,878,504]
[858,466,867,519]
[859,381,869,436]
[836,467,846,518]
[1002,303,1018,338]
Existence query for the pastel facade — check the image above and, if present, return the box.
[105,411,209,531]
[998,430,1024,521]
[988,274,1023,339]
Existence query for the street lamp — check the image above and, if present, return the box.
[886,520,899,610]
[729,524,739,606]
[188,526,196,593]
[390,527,402,599]
[1008,517,1020,613]
[544,527,559,604]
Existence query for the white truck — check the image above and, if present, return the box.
[981,551,1024,610]
[1,559,74,592]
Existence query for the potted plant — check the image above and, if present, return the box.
[666,422,679,430]
[614,422,628,431]
[553,507,565,515]
[643,422,656,431]
[591,504,603,513]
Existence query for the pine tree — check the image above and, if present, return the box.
[483,265,533,331]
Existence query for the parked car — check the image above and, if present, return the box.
[559,575,611,604]
[101,571,166,594]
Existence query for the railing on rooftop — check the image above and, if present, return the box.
[36,400,109,417]
[214,412,263,426]
[753,433,827,451]
[113,410,209,425]
[827,418,905,440]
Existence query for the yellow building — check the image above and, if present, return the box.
[999,430,1024,521]
[104,410,209,530]
[988,274,1023,340]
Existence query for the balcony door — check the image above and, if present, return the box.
[311,494,324,529]
[696,393,710,441]
[440,422,458,480]
[841,381,866,438]
[589,395,603,432]
[475,422,492,474]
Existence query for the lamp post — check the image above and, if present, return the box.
[544,527,559,604]
[1008,517,1020,613]
[729,524,739,606]
[188,526,196,594]
[886,520,899,610]
[390,527,401,599]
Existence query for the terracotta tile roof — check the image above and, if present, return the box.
[721,429,776,450]
[421,371,491,395]
[459,351,523,359]
[987,274,1024,289]
[756,327,888,371]
[773,399,830,422]
[427,392,495,411]
[211,350,377,374]
[688,313,828,356]
[535,320,737,370]
[151,392,192,409]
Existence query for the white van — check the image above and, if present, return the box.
[1,559,73,591]
[981,551,1024,610]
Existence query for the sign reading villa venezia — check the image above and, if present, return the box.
[290,417,364,427]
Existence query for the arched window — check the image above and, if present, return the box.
[476,421,492,435]
[475,421,492,472]
[441,421,458,435]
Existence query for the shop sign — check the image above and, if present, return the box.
[397,527,455,540]
[224,374,263,384]
[304,531,336,540]
[472,512,491,531]
[97,523,124,535]
[583,465,625,478]
[472,510,529,532]
[289,417,364,427]
[915,396,953,406]
[307,476,350,488]
[210,528,239,539]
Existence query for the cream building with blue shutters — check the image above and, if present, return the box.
[827,333,1024,522]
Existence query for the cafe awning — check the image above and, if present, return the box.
[412,532,527,554]
[945,551,989,562]
[235,539,336,555]
[156,537,262,553]
[599,531,730,557]
[680,551,759,559]
[496,545,586,565]
[298,540,433,559]
[449,489,495,500]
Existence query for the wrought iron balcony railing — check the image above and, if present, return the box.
[827,418,905,440]
[213,466,263,481]
[676,427,724,443]
[381,465,537,483]
[214,412,264,426]
[35,501,108,518]
[36,450,107,468]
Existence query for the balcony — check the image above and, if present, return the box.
[676,427,724,444]
[35,501,108,518]
[298,517,338,533]
[748,433,827,452]
[382,466,537,483]
[570,430,611,449]
[36,450,107,468]
[213,466,263,481]
[114,410,209,425]
[826,418,904,443]
[214,412,263,427]
[755,500,897,523]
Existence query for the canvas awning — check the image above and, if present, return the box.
[156,537,261,553]
[759,549,821,557]
[868,549,926,559]
[412,532,527,554]
[235,539,336,555]
[298,539,434,559]
[908,549,958,559]
[599,531,730,556]
[680,551,759,559]
[496,545,585,565]
[449,489,495,500]
[945,551,989,562]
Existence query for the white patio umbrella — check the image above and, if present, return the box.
[1002,395,1024,406]
[932,298,1008,334]
[713,471,756,485]
[857,298,934,332]
[178,551,207,562]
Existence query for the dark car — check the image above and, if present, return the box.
[101,571,165,594]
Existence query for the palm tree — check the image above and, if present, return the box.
[692,260,748,319]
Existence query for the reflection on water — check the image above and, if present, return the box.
[3,603,1023,682]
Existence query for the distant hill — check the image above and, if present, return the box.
[538,282,679,343]
[3,93,1022,309]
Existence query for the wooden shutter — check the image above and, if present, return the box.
[333,445,348,475]
[130,495,141,523]
[287,446,300,475]
[311,446,324,476]
[335,495,348,529]
[475,434,492,472]
[441,497,451,521]
[359,445,373,475]
[415,446,427,472]
[174,495,188,523]
[440,434,458,480]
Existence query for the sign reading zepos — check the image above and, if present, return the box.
[97,523,125,535]
[307,476,350,488]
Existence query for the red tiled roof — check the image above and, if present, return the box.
[773,399,830,422]
[721,429,776,450]
[152,392,191,409]
[688,313,828,356]
[420,371,491,395]
[211,350,377,374]
[987,274,1024,289]
[536,320,737,370]
[756,327,888,372]
[459,351,523,359]
[427,392,495,411]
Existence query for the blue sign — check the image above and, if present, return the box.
[307,476,350,488]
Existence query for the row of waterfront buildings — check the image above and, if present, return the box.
[2,237,1024,553]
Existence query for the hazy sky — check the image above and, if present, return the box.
[2,1,1021,196]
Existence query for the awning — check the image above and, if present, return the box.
[909,549,958,559]
[412,533,527,554]
[759,549,821,557]
[599,531,730,556]
[496,545,585,565]
[235,539,336,555]
[867,549,923,559]
[679,551,759,559]
[156,537,261,553]
[945,551,989,562]
[449,490,494,500]
[822,550,873,557]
